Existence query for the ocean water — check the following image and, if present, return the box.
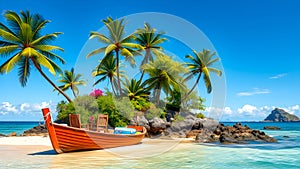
[0,121,40,135]
[0,122,299,168]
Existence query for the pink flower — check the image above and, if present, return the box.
[90,89,103,98]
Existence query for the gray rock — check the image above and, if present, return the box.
[0,133,7,137]
[148,117,167,134]
[263,126,281,130]
[130,115,150,131]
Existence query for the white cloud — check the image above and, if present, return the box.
[224,107,233,115]
[220,104,300,121]
[0,102,18,115]
[0,101,56,116]
[237,88,270,96]
[269,73,287,79]
[237,104,257,114]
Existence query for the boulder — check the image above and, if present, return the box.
[263,126,281,130]
[0,133,7,137]
[22,125,48,136]
[7,132,17,137]
[148,117,167,134]
[130,115,150,131]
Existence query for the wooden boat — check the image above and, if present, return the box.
[42,108,146,154]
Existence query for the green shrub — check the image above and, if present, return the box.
[130,97,151,111]
[145,104,163,120]
[174,114,184,122]
[56,94,133,127]
[196,113,205,119]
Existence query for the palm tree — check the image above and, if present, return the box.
[0,10,72,102]
[92,53,121,96]
[142,55,186,105]
[183,49,222,99]
[135,23,167,81]
[57,68,86,98]
[122,78,150,100]
[87,17,143,95]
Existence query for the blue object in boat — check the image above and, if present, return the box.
[114,127,136,134]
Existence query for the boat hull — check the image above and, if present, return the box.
[42,108,146,154]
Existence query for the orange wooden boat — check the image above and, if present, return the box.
[42,108,146,154]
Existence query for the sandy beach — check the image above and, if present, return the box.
[0,136,197,168]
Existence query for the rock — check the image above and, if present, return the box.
[219,133,246,144]
[0,133,7,137]
[264,126,281,130]
[130,115,150,131]
[199,118,219,131]
[22,125,48,136]
[148,117,167,134]
[7,132,17,137]
[195,129,217,143]
[264,108,300,122]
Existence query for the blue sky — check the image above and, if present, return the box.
[0,0,300,121]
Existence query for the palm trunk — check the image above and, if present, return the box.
[115,49,122,95]
[138,49,150,83]
[181,72,202,102]
[156,86,161,106]
[138,70,145,83]
[109,77,117,96]
[71,85,77,98]
[31,58,72,103]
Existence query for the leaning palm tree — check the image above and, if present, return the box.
[183,49,222,99]
[135,23,167,81]
[142,55,186,105]
[87,17,143,95]
[0,10,72,102]
[122,78,150,100]
[57,68,86,98]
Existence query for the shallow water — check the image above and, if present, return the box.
[1,122,300,168]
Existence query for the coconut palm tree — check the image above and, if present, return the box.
[57,68,86,98]
[0,10,72,102]
[142,55,186,105]
[135,23,167,81]
[92,53,125,96]
[87,17,143,95]
[183,49,222,99]
[122,78,150,100]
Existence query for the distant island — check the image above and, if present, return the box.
[264,108,300,122]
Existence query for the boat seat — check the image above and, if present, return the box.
[69,114,82,128]
[96,114,108,133]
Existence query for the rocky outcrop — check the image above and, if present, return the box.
[7,132,17,137]
[22,125,48,136]
[264,126,281,130]
[130,113,277,144]
[264,108,300,122]
[215,123,277,143]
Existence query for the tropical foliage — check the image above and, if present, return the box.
[142,55,187,104]
[0,10,223,123]
[87,17,143,95]
[57,68,86,98]
[92,53,121,95]
[135,23,167,81]
[183,49,222,99]
[0,10,72,102]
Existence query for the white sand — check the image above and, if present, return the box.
[0,136,51,146]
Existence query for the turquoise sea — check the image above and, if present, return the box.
[0,121,40,135]
[0,122,299,168]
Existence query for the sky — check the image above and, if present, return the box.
[0,0,300,121]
